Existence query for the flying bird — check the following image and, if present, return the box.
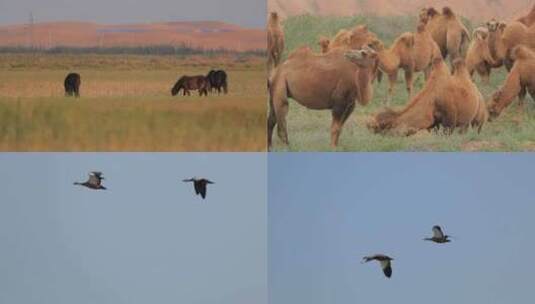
[424,225,451,243]
[183,177,214,199]
[362,254,394,278]
[74,171,107,190]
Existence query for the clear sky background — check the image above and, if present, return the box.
[0,153,267,304]
[269,153,535,304]
[0,0,266,28]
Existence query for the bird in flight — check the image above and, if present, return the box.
[74,171,107,190]
[362,254,394,278]
[424,225,452,243]
[183,177,214,199]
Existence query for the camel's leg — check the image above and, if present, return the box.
[275,100,289,146]
[330,103,355,148]
[267,92,277,149]
[517,85,527,112]
[386,73,397,105]
[404,69,413,99]
[424,66,431,81]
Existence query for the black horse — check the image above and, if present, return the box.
[206,70,228,94]
[64,73,81,97]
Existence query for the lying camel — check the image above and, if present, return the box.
[367,57,486,135]
[268,12,285,72]
[517,4,535,27]
[420,6,471,62]
[488,46,535,119]
[465,27,498,84]
[267,47,378,148]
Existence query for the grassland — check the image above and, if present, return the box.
[270,15,535,152]
[0,54,266,151]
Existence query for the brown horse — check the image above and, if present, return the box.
[171,75,210,96]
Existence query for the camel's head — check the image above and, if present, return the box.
[344,46,378,68]
[419,7,430,23]
[486,19,506,33]
[488,91,505,120]
[318,36,330,54]
[473,27,489,41]
[367,108,399,134]
[348,25,377,50]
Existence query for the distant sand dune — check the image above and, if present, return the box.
[0,21,266,51]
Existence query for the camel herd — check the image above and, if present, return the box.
[267,5,535,149]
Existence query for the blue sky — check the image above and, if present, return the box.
[0,0,266,28]
[0,153,267,304]
[269,153,535,304]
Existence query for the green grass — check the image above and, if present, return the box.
[270,15,535,152]
[0,54,266,151]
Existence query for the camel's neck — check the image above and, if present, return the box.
[355,67,374,105]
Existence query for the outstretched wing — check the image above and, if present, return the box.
[380,260,392,278]
[432,225,445,239]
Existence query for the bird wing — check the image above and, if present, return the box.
[193,182,201,196]
[380,260,392,278]
[91,172,103,178]
[183,178,194,182]
[198,182,207,199]
[432,226,445,238]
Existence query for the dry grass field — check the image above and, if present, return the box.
[0,54,266,151]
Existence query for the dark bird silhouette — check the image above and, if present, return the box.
[362,254,394,278]
[183,177,214,199]
[74,171,107,190]
[424,225,451,243]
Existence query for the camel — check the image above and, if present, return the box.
[486,19,509,69]
[367,57,486,135]
[488,46,535,119]
[413,22,442,78]
[517,4,535,27]
[465,27,499,84]
[267,47,378,149]
[368,33,416,104]
[268,12,285,72]
[420,6,471,62]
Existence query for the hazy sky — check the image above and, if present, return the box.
[0,153,267,304]
[0,0,266,28]
[269,153,535,304]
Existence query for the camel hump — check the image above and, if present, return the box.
[511,45,535,60]
[442,6,455,18]
[427,7,439,17]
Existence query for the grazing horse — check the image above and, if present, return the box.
[206,70,228,94]
[64,73,81,97]
[171,75,210,96]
